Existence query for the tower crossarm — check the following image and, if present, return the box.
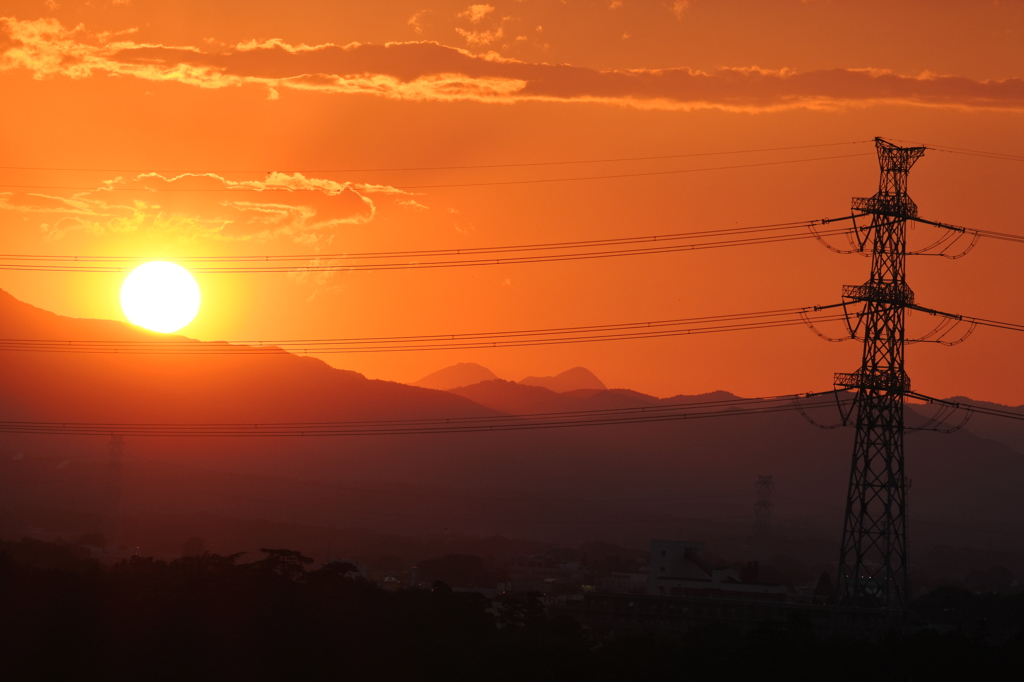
[849,138,926,221]
[834,369,910,394]
[842,282,915,307]
[851,195,919,219]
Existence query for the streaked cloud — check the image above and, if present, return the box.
[3,17,1024,113]
[0,172,397,243]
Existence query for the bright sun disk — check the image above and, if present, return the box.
[120,261,201,333]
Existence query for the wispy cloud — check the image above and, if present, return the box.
[0,171,398,243]
[458,5,495,24]
[455,26,504,47]
[408,9,430,35]
[4,17,1024,113]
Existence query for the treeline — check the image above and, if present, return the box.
[0,538,1021,682]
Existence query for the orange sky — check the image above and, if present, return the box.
[2,0,1024,403]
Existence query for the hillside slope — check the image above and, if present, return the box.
[0,289,1022,564]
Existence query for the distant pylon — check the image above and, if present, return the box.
[106,433,123,505]
[833,138,925,615]
[753,475,774,539]
[105,434,125,552]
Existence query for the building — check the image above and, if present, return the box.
[548,539,860,635]
[648,540,787,600]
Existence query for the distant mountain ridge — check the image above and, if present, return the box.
[0,288,493,425]
[412,364,607,393]
[520,367,606,393]
[1,288,1023,566]
[451,380,666,415]
[413,362,500,390]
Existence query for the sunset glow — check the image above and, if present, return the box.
[2,3,1024,674]
[120,261,201,333]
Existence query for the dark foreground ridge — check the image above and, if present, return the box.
[2,538,1021,682]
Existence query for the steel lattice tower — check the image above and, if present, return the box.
[753,475,774,539]
[834,138,925,614]
[105,433,124,550]
[106,433,124,505]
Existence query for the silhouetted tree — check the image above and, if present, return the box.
[1,539,1022,682]
[418,553,494,587]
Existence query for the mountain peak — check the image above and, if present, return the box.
[519,367,606,393]
[413,363,501,390]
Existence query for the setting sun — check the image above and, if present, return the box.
[4,3,1024,673]
[120,261,201,333]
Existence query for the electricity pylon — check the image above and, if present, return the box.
[106,433,123,505]
[105,433,124,550]
[833,138,925,615]
[753,475,774,539]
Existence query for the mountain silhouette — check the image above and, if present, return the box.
[1,288,1023,578]
[0,287,495,446]
[451,380,663,415]
[413,362,500,390]
[519,367,606,392]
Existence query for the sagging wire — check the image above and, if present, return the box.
[907,306,978,346]
[793,390,855,430]
[849,212,873,256]
[809,223,860,255]
[809,212,871,256]
[795,387,973,434]
[818,212,978,260]
[907,216,982,259]
[907,228,979,259]
[800,307,856,342]
[802,299,865,342]
[906,401,973,434]
[907,318,977,346]
[841,300,867,341]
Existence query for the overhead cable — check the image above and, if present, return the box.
[0,219,855,273]
[909,393,1024,424]
[0,391,846,437]
[0,152,874,193]
[0,306,850,354]
[0,140,873,175]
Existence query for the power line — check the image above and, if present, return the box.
[6,273,1023,359]
[908,215,1024,246]
[910,392,1024,423]
[888,137,1024,163]
[968,315,1024,333]
[931,147,1024,163]
[0,219,854,273]
[0,152,874,192]
[911,304,1024,335]
[391,153,874,189]
[19,387,1024,439]
[0,140,873,175]
[0,221,823,263]
[916,144,1024,164]
[0,306,849,354]
[0,391,847,437]
[971,227,1024,245]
